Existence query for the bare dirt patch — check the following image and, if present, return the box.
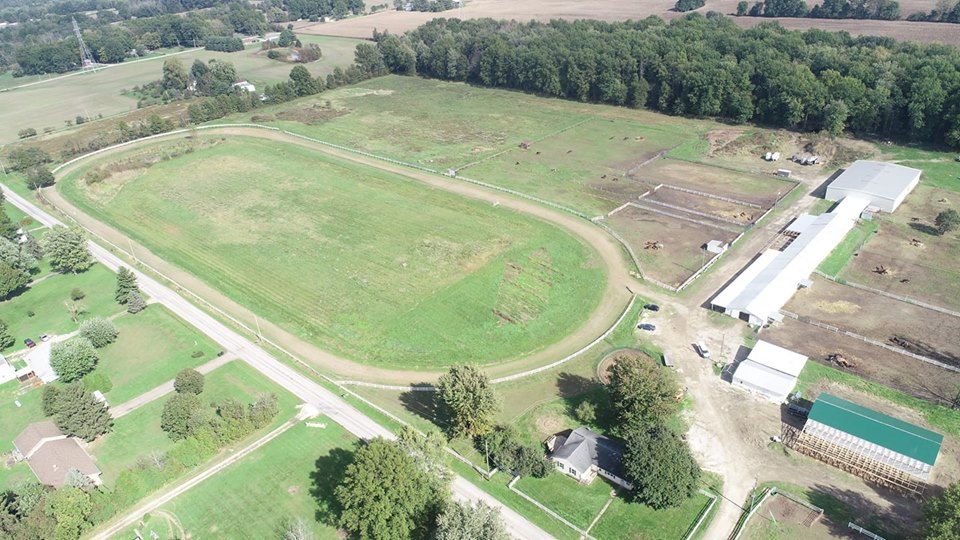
[606,205,741,287]
[643,185,761,225]
[742,494,850,540]
[275,104,346,125]
[636,158,795,209]
[708,129,876,179]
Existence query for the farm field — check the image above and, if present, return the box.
[117,420,353,540]
[605,205,741,287]
[90,360,301,485]
[0,263,123,354]
[58,135,605,369]
[96,305,222,404]
[0,35,363,144]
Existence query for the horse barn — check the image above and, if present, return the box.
[825,160,922,213]
[785,393,943,495]
[731,340,807,403]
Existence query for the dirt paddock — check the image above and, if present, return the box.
[742,493,849,540]
[643,185,761,225]
[637,158,795,210]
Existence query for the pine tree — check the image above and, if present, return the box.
[126,291,146,314]
[0,319,13,349]
[42,227,92,274]
[115,267,139,304]
[47,382,113,441]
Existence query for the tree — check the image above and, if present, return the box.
[480,425,551,477]
[0,236,38,271]
[0,262,28,300]
[115,267,140,304]
[335,438,438,539]
[22,233,43,260]
[7,147,51,172]
[25,167,55,190]
[78,317,118,348]
[289,65,320,96]
[42,227,92,274]
[0,319,13,349]
[434,501,509,540]
[675,0,706,11]
[18,128,37,139]
[397,425,451,487]
[608,355,679,435]
[161,59,189,91]
[278,516,314,540]
[278,27,297,47]
[935,209,960,235]
[354,42,387,77]
[574,401,597,424]
[736,0,749,14]
[126,291,147,313]
[436,365,500,438]
[45,486,92,540]
[174,368,205,395]
[925,481,960,539]
[50,338,98,382]
[45,382,113,441]
[161,393,205,440]
[622,427,701,509]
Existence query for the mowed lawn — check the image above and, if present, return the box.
[118,421,354,539]
[0,35,362,144]
[0,263,122,354]
[90,360,301,485]
[59,137,604,368]
[97,305,222,404]
[0,381,44,454]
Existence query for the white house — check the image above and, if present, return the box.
[732,340,807,403]
[546,427,633,489]
[825,160,921,213]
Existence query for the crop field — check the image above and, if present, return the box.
[0,263,123,354]
[0,35,362,144]
[118,420,353,539]
[96,306,222,404]
[58,136,604,369]
[606,205,741,287]
[90,360,301,484]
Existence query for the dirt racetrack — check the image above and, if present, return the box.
[298,0,957,46]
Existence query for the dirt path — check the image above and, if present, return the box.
[42,126,634,384]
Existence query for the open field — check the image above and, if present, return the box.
[90,360,302,484]
[0,36,363,144]
[97,306,221,404]
[58,135,605,369]
[298,0,954,46]
[606,205,741,287]
[785,277,960,366]
[0,263,123,354]
[118,420,353,539]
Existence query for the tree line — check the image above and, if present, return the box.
[736,0,901,20]
[372,16,960,149]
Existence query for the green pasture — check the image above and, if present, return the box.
[118,420,353,540]
[91,360,301,484]
[0,263,122,354]
[58,136,604,369]
[96,305,221,404]
[0,36,362,144]
[817,219,879,277]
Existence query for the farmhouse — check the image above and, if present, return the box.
[711,160,921,325]
[13,421,101,488]
[546,427,632,489]
[825,160,921,212]
[788,393,942,495]
[731,340,807,403]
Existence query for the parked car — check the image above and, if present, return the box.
[644,303,661,312]
[638,323,656,331]
[23,338,36,348]
[39,334,50,342]
[694,341,711,359]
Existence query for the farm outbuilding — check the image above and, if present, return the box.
[787,393,942,495]
[825,160,921,212]
[732,340,807,403]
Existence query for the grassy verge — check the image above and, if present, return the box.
[817,219,879,277]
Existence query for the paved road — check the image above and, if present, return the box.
[110,353,237,418]
[2,184,554,540]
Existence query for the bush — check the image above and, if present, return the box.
[18,128,37,139]
[675,0,705,11]
[173,368,204,395]
[81,371,114,394]
[25,166,55,190]
[480,425,550,477]
[266,49,282,60]
[70,287,85,301]
[574,401,597,424]
[79,317,118,348]
[50,337,98,382]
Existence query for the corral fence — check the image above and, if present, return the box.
[729,486,823,540]
[813,271,960,320]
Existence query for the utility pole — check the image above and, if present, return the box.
[73,17,96,70]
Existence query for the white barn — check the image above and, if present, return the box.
[732,340,807,403]
[825,160,921,213]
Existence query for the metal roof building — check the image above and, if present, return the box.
[732,340,807,403]
[789,393,943,494]
[825,160,921,212]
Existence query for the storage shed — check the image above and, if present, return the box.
[732,340,807,403]
[825,160,921,212]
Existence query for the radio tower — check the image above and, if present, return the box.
[72,17,96,70]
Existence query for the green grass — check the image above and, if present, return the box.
[0,381,44,455]
[91,360,301,485]
[0,263,122,353]
[807,198,835,216]
[97,306,221,404]
[795,361,960,437]
[0,37,363,144]
[117,420,354,539]
[515,473,614,530]
[58,136,604,369]
[590,489,715,540]
[817,219,879,277]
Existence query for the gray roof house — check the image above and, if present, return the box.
[13,421,101,488]
[546,427,632,489]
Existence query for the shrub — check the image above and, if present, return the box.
[17,128,37,139]
[79,317,118,348]
[70,287,85,301]
[480,425,550,477]
[574,401,597,424]
[173,368,204,395]
[50,337,98,382]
